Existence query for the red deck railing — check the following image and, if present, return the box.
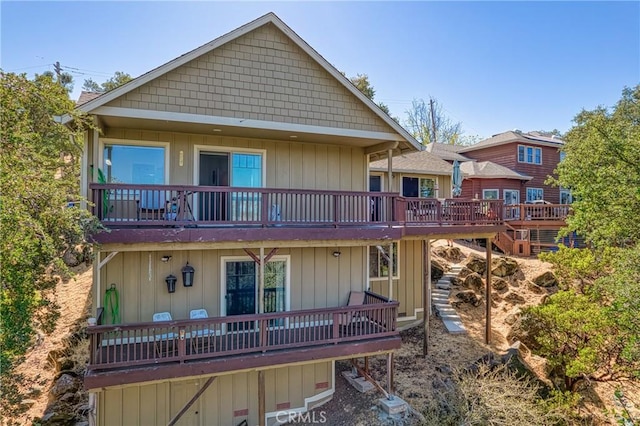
[90,183,504,228]
[503,204,570,221]
[86,292,398,372]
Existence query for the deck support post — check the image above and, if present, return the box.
[387,243,393,300]
[423,239,431,357]
[364,356,369,374]
[485,237,492,344]
[386,352,394,397]
[258,247,265,314]
[258,370,266,426]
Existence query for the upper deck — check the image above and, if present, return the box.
[89,183,505,245]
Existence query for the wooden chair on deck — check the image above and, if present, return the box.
[338,291,366,335]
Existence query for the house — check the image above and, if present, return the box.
[69,13,504,425]
[428,130,576,255]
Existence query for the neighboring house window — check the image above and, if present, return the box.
[369,243,399,280]
[402,177,435,198]
[103,143,166,184]
[526,188,544,202]
[518,145,542,165]
[560,188,573,204]
[560,151,566,162]
[482,189,499,200]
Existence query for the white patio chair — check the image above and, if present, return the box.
[152,312,175,356]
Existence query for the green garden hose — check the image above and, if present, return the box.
[104,284,120,324]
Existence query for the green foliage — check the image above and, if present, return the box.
[82,71,132,93]
[552,85,640,248]
[0,71,97,407]
[523,291,616,390]
[539,245,615,289]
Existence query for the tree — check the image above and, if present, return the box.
[0,71,97,412]
[552,84,640,248]
[82,71,132,93]
[42,70,74,93]
[348,73,394,118]
[404,97,463,145]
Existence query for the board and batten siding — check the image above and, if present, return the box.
[371,171,452,199]
[101,128,367,192]
[97,361,333,426]
[103,23,393,135]
[368,240,424,321]
[97,247,366,324]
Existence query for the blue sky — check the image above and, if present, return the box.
[2,1,638,139]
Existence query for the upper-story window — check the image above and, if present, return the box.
[518,145,542,165]
[402,177,435,198]
[526,188,544,202]
[103,143,167,184]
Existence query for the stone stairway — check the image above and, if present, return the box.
[432,264,466,334]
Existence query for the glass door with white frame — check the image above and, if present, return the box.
[504,189,520,219]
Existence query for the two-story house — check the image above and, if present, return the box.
[68,13,504,425]
[428,131,577,255]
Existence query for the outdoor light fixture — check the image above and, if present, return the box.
[165,274,177,293]
[182,262,195,287]
[332,251,341,258]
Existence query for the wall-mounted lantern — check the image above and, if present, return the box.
[182,262,195,287]
[165,274,177,293]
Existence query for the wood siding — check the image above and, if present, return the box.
[368,240,424,321]
[460,178,522,200]
[97,361,332,426]
[104,23,393,134]
[97,247,365,324]
[462,142,562,203]
[102,128,367,191]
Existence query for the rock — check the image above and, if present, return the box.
[431,257,447,281]
[433,246,465,262]
[533,271,558,287]
[50,373,80,398]
[491,257,520,277]
[62,247,83,267]
[463,253,486,275]
[458,267,474,279]
[455,290,481,306]
[525,280,545,294]
[450,276,464,287]
[505,313,519,325]
[491,277,509,292]
[504,292,526,305]
[506,314,543,350]
[464,272,484,291]
[436,364,453,375]
[491,292,502,302]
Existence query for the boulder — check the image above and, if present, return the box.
[450,276,464,287]
[463,253,486,275]
[464,272,484,291]
[525,280,545,294]
[455,290,482,306]
[458,267,474,279]
[506,313,542,350]
[491,277,509,292]
[433,246,465,263]
[50,373,80,398]
[504,292,526,305]
[505,312,519,325]
[533,271,558,288]
[491,257,520,277]
[431,257,447,281]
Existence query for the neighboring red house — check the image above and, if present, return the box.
[428,131,577,255]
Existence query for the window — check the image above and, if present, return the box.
[560,188,573,204]
[369,243,399,280]
[482,189,499,200]
[103,143,166,184]
[518,145,542,165]
[560,151,566,162]
[402,177,435,198]
[526,188,544,202]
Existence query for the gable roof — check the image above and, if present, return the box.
[460,160,532,180]
[425,142,471,162]
[72,12,420,152]
[76,91,101,105]
[458,130,564,153]
[370,150,453,176]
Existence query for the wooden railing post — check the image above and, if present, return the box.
[262,190,269,227]
[260,319,267,352]
[178,328,186,363]
[333,194,339,227]
[332,313,339,343]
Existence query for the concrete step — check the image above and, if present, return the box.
[341,371,375,393]
[442,319,467,334]
[435,283,451,290]
[432,290,450,298]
